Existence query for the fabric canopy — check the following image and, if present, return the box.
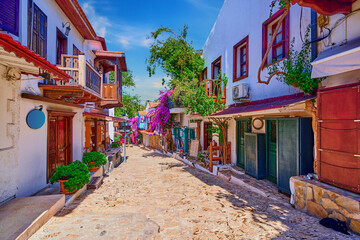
[311,38,360,78]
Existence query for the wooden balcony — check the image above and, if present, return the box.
[100,64,122,108]
[39,54,102,104]
[205,79,226,103]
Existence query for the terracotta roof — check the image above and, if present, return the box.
[0,33,71,80]
[138,111,147,115]
[211,93,314,117]
[94,50,127,72]
[148,102,160,108]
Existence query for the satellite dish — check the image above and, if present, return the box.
[26,109,45,129]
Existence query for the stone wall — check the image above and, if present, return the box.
[290,176,360,235]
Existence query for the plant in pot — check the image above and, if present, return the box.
[83,151,107,172]
[111,142,120,148]
[50,160,90,195]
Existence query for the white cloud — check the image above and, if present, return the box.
[82,2,111,37]
[112,26,153,49]
[152,82,163,89]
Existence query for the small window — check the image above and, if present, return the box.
[211,56,221,79]
[262,9,289,65]
[201,67,207,81]
[233,36,249,82]
[0,0,19,36]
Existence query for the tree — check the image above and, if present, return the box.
[115,94,143,118]
[109,70,135,88]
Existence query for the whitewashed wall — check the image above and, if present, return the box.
[202,0,312,106]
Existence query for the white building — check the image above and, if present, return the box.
[0,0,126,203]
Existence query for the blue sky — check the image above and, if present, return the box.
[78,0,224,104]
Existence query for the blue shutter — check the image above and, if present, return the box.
[0,0,19,36]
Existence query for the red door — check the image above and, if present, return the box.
[47,111,74,181]
[318,83,360,193]
[203,122,212,150]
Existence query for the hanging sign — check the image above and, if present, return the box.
[26,108,45,129]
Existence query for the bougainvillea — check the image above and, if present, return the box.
[129,117,139,136]
[148,89,173,136]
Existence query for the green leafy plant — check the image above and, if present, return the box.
[111,142,120,148]
[50,160,90,192]
[267,27,324,94]
[82,152,107,168]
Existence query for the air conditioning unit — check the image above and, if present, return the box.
[232,83,249,100]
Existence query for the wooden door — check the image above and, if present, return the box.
[203,122,212,150]
[236,120,251,168]
[266,120,277,183]
[47,111,74,181]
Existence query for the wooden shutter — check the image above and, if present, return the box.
[27,0,33,48]
[31,4,47,58]
[0,0,19,36]
[244,133,266,179]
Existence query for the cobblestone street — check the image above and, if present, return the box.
[31,146,356,239]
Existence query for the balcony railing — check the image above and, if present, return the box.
[53,54,102,96]
[205,79,226,103]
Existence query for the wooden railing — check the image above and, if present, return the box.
[209,141,231,172]
[102,84,117,99]
[56,54,102,96]
[205,79,226,103]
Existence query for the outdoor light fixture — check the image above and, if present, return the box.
[62,22,71,36]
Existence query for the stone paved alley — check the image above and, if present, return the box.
[30,146,357,239]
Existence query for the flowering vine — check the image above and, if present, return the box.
[148,89,173,136]
[129,117,139,136]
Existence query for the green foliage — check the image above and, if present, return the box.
[82,152,107,168]
[269,0,291,16]
[115,94,144,118]
[146,25,204,88]
[111,142,120,148]
[50,160,90,192]
[175,73,228,117]
[109,70,135,88]
[267,27,324,95]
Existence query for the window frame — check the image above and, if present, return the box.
[56,28,67,65]
[28,2,47,58]
[233,36,249,82]
[73,44,81,55]
[262,9,289,66]
[211,56,221,79]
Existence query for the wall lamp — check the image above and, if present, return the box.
[62,22,71,36]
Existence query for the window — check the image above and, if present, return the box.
[209,57,222,97]
[28,2,47,58]
[56,29,67,64]
[262,9,289,65]
[233,36,249,82]
[211,56,221,79]
[0,0,19,36]
[73,45,81,55]
[201,67,207,81]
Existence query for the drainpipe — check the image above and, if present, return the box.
[311,9,318,61]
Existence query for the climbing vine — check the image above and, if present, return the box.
[267,27,324,94]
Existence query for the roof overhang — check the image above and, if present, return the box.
[55,0,97,40]
[311,37,360,78]
[211,93,314,118]
[0,33,71,81]
[170,108,186,114]
[291,0,356,16]
[83,112,125,122]
[94,50,127,72]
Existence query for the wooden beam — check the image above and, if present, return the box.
[21,93,84,108]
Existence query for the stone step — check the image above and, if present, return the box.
[87,176,103,189]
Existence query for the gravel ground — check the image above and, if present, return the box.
[30,145,358,240]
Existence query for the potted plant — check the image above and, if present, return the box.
[82,151,107,172]
[111,142,120,148]
[50,160,90,195]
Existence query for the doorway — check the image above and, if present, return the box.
[236,119,251,168]
[203,122,212,150]
[47,111,74,181]
[266,120,277,183]
[56,29,67,64]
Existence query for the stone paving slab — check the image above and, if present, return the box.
[30,145,358,239]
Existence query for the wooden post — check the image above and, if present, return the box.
[209,141,213,172]
[78,55,86,87]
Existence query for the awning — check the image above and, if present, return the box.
[211,93,314,118]
[139,130,155,135]
[83,112,125,122]
[291,0,356,16]
[311,37,360,78]
[94,50,127,72]
[0,33,71,80]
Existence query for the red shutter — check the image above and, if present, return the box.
[0,0,19,36]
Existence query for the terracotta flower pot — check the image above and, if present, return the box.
[88,161,99,172]
[59,180,76,195]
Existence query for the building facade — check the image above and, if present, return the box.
[0,0,126,203]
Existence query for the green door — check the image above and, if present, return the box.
[266,120,277,183]
[236,120,251,168]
